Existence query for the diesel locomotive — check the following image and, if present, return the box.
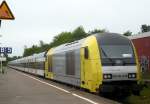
[8,33,141,94]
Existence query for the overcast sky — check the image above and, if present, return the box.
[0,0,150,56]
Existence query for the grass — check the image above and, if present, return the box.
[122,71,150,104]
[124,84,150,104]
[142,72,150,80]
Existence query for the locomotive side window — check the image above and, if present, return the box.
[48,55,53,72]
[84,47,89,59]
[66,51,75,75]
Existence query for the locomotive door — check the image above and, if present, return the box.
[80,47,86,87]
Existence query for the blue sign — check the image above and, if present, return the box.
[0,47,12,54]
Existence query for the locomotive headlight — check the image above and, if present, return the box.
[128,73,136,78]
[128,74,131,78]
[132,74,135,78]
[103,74,112,79]
[104,74,107,79]
[107,74,111,79]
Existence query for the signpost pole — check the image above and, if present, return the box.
[0,20,1,27]
[0,1,15,73]
[0,54,2,73]
[1,57,3,73]
[0,25,1,73]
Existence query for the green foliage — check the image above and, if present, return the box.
[88,28,107,34]
[23,26,88,57]
[72,26,87,40]
[123,30,132,36]
[7,56,22,61]
[125,85,150,104]
[141,24,150,33]
[142,72,150,80]
[11,24,150,58]
[50,32,73,47]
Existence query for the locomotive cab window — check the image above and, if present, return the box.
[96,33,136,66]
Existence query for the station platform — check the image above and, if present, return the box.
[0,67,118,104]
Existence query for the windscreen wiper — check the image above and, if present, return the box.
[101,48,114,65]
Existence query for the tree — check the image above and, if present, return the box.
[23,45,39,56]
[39,40,45,47]
[72,26,87,41]
[141,24,150,33]
[51,32,73,47]
[123,30,132,36]
[88,28,106,34]
[24,45,27,49]
[22,26,110,57]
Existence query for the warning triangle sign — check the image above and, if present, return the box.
[0,1,15,20]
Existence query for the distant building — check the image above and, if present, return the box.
[128,32,150,72]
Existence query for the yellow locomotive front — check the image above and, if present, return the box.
[44,32,141,95]
[80,33,141,95]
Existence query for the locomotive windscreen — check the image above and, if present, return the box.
[95,33,136,66]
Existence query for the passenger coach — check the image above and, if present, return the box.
[9,52,46,76]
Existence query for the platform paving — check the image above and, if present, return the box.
[0,67,119,104]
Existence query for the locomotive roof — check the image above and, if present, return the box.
[50,33,131,54]
[128,31,150,40]
[51,38,85,53]
[95,32,125,38]
[95,33,130,45]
